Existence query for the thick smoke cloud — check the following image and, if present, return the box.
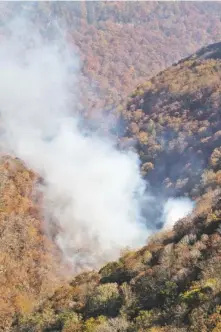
[0,19,149,270]
[0,18,194,272]
[162,197,195,230]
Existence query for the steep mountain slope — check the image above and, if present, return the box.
[0,156,63,331]
[1,2,221,113]
[117,41,221,200]
[9,42,221,332]
[13,190,221,332]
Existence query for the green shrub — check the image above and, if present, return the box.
[85,283,121,317]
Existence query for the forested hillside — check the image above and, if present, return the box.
[118,41,221,200]
[12,189,221,332]
[1,2,221,113]
[3,39,221,332]
[1,3,221,331]
[0,156,64,331]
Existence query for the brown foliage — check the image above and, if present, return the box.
[0,156,62,330]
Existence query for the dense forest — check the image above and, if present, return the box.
[1,2,221,332]
[117,41,221,200]
[1,2,221,113]
[1,39,221,332]
[12,189,221,332]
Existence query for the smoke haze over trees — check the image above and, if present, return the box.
[0,2,221,332]
[1,2,221,113]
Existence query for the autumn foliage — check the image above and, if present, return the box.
[1,3,221,331]
[0,156,62,331]
[6,40,221,332]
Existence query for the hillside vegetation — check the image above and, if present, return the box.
[4,41,221,332]
[12,190,221,332]
[118,41,221,200]
[1,3,221,330]
[0,156,62,331]
[1,2,221,113]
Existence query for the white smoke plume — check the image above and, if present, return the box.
[0,18,194,272]
[0,18,149,271]
[162,197,195,230]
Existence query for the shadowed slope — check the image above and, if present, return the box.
[118,41,221,198]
